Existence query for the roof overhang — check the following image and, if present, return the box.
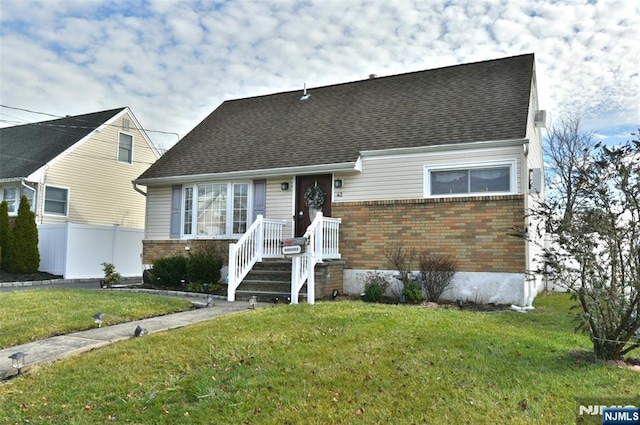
[134,161,360,186]
[0,177,24,184]
[360,138,529,158]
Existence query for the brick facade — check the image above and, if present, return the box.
[332,195,526,273]
[315,261,345,298]
[142,239,231,265]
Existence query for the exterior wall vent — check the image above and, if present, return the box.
[534,110,546,128]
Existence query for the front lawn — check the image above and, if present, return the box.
[0,292,637,424]
[0,289,193,348]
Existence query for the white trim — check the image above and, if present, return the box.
[423,159,518,198]
[181,180,253,239]
[43,184,70,217]
[117,131,134,164]
[361,138,529,159]
[134,161,359,186]
[1,185,20,215]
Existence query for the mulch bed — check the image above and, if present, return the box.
[0,270,63,282]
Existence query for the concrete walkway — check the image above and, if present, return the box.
[0,285,270,381]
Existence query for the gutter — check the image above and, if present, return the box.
[133,161,359,186]
[360,138,530,158]
[132,182,147,196]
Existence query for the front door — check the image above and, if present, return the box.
[295,174,332,237]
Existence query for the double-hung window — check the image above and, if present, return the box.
[2,188,18,214]
[182,182,250,237]
[118,132,133,164]
[425,160,516,197]
[44,186,69,215]
[1,187,36,214]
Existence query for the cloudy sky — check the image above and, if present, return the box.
[1,0,638,150]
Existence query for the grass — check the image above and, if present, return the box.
[0,289,193,348]
[1,292,638,424]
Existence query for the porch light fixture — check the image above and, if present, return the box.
[281,182,289,190]
[93,312,105,328]
[334,179,343,188]
[249,295,258,309]
[9,352,26,374]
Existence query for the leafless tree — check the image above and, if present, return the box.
[544,115,596,233]
[532,124,639,360]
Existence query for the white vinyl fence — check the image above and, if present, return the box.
[38,223,143,279]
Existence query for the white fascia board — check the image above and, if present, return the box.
[134,161,360,186]
[360,138,529,159]
[0,177,24,184]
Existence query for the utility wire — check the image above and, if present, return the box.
[0,104,181,140]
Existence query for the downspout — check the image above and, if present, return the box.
[21,179,39,224]
[132,183,147,196]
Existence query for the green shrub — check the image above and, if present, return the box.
[187,252,222,285]
[6,195,39,273]
[152,255,188,289]
[0,200,9,270]
[101,262,121,288]
[402,280,423,304]
[361,271,390,303]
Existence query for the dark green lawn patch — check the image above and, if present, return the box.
[0,289,192,348]
[0,292,637,424]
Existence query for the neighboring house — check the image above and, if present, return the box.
[0,107,160,278]
[135,53,546,305]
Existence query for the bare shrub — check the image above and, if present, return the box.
[419,252,457,303]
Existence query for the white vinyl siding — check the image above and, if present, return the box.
[334,146,522,203]
[38,110,158,227]
[266,178,294,237]
[145,186,172,239]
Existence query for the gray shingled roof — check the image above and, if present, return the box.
[137,54,534,182]
[0,108,125,180]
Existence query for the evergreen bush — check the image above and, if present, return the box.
[6,195,39,273]
[0,201,9,270]
[187,252,222,285]
[151,255,188,289]
[402,280,423,304]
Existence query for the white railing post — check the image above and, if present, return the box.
[291,257,300,304]
[228,242,237,302]
[307,236,316,305]
[256,218,264,260]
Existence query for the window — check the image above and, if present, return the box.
[232,183,248,234]
[183,186,193,236]
[426,161,515,197]
[44,186,68,215]
[118,132,133,163]
[2,188,17,213]
[182,182,250,237]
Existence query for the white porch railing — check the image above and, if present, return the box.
[227,215,287,301]
[291,212,342,305]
